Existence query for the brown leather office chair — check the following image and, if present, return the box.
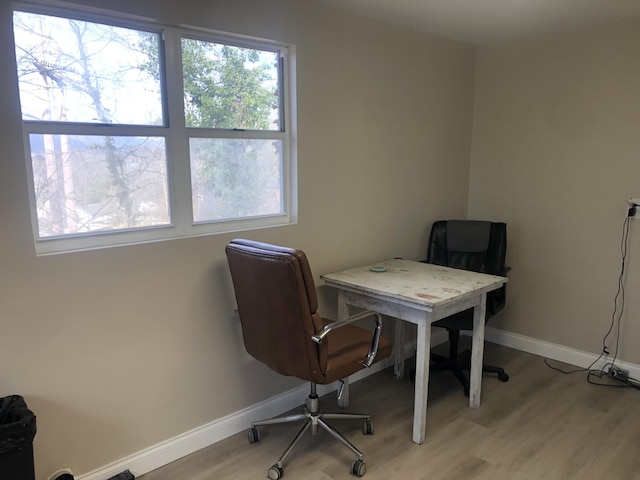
[225,239,392,479]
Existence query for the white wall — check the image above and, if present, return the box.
[469,19,640,364]
[0,0,475,477]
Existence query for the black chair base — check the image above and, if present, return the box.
[430,349,509,397]
[409,330,509,397]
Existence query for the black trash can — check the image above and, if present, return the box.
[0,395,37,480]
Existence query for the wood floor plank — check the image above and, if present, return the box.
[139,344,640,480]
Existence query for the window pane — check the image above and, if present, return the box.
[181,38,280,130]
[190,138,283,222]
[29,134,169,237]
[13,11,163,125]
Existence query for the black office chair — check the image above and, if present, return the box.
[426,220,509,396]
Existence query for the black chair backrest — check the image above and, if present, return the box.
[426,220,507,317]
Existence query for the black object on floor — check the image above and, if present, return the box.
[107,470,135,480]
[0,395,37,480]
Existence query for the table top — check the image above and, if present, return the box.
[321,259,507,309]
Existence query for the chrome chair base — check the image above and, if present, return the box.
[248,383,373,479]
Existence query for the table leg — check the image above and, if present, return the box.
[337,290,349,322]
[412,318,431,444]
[469,294,487,408]
[394,317,405,380]
[336,290,351,408]
[337,378,350,408]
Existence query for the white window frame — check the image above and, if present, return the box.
[13,1,297,255]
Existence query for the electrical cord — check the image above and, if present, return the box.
[543,358,588,375]
[600,213,630,365]
[544,211,638,391]
[587,370,640,390]
[543,358,640,390]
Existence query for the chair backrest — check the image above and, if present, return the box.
[225,239,328,383]
[426,220,507,317]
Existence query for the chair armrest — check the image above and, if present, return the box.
[311,310,383,368]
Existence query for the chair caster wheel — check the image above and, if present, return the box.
[248,427,261,444]
[498,372,509,382]
[363,419,374,435]
[268,464,284,479]
[351,460,366,477]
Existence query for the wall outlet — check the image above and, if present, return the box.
[627,198,639,218]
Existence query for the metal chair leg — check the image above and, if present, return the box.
[248,382,373,478]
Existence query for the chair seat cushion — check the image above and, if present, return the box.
[321,318,393,384]
[433,308,473,331]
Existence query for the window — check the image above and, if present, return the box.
[12,4,296,254]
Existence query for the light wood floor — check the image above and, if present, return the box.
[139,343,640,480]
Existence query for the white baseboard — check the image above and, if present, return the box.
[484,326,640,381]
[76,377,354,480]
[75,332,441,480]
[77,327,639,480]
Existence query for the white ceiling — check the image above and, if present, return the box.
[315,0,640,44]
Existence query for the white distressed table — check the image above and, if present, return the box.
[321,259,507,444]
